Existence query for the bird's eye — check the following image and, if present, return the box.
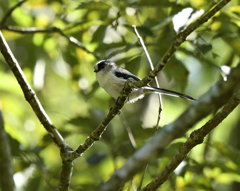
[97,61,106,70]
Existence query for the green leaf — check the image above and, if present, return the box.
[198,44,212,55]
[91,25,107,43]
[124,25,154,37]
[213,142,240,165]
[136,26,154,37]
[119,55,142,76]
[25,172,41,191]
[164,56,189,91]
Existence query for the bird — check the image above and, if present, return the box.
[94,60,195,103]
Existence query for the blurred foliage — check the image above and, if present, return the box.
[0,0,240,190]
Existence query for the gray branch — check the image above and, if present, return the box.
[0,0,26,27]
[0,31,69,151]
[96,61,240,191]
[133,0,231,88]
[0,30,74,190]
[1,26,102,60]
[142,90,240,191]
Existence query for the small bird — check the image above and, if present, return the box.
[94,60,195,103]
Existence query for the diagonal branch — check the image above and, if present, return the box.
[96,60,240,191]
[63,78,134,161]
[132,25,163,128]
[133,0,231,88]
[142,90,240,191]
[0,31,69,152]
[62,0,232,163]
[0,30,75,190]
[120,113,137,149]
[0,0,27,27]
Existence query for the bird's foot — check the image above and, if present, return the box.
[109,97,121,115]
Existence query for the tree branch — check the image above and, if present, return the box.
[132,25,163,128]
[142,90,240,191]
[0,1,101,60]
[120,113,137,149]
[1,26,102,60]
[63,78,134,161]
[0,31,69,152]
[0,30,75,190]
[96,60,240,190]
[0,0,27,27]
[133,0,231,88]
[59,161,74,191]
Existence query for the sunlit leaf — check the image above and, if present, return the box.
[91,25,107,43]
[1,0,240,190]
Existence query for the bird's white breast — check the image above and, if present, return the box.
[96,69,147,102]
[96,70,125,99]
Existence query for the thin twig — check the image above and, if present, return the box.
[0,0,27,27]
[137,164,149,191]
[132,25,163,189]
[111,13,128,45]
[107,44,136,59]
[132,0,232,89]
[2,26,102,60]
[1,26,59,33]
[132,25,163,130]
[106,38,176,61]
[120,113,137,149]
[107,38,176,60]
[56,28,102,60]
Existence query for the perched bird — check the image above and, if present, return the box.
[94,60,195,103]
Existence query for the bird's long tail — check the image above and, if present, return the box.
[143,86,196,101]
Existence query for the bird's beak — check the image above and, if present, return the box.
[94,69,99,73]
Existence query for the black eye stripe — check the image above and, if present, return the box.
[97,61,107,70]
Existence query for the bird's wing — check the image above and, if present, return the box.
[114,66,141,81]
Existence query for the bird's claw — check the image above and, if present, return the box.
[109,97,121,115]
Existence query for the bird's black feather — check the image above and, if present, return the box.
[115,70,141,81]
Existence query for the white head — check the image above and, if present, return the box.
[94,60,117,74]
